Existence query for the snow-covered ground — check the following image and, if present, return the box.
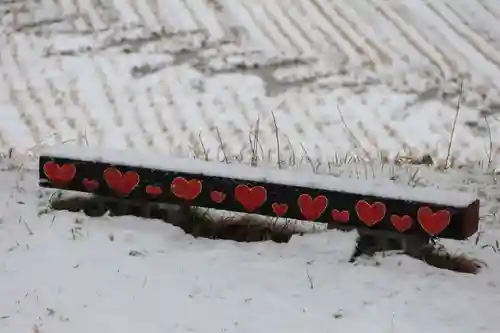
[0,156,500,333]
[1,0,500,332]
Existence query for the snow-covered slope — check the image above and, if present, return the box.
[1,0,500,164]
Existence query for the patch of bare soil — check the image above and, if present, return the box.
[350,233,484,274]
[46,195,295,243]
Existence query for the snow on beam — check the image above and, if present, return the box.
[38,144,480,240]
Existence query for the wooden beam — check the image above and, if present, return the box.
[38,145,480,240]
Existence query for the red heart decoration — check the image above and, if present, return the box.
[391,214,413,232]
[355,200,386,226]
[234,184,267,212]
[82,178,99,191]
[298,194,328,221]
[43,162,76,185]
[171,177,202,200]
[331,209,350,223]
[272,203,288,217]
[417,207,451,236]
[210,190,226,203]
[146,185,162,197]
[103,167,139,196]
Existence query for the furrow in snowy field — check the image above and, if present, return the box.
[450,0,500,52]
[363,0,453,78]
[477,0,500,20]
[429,1,500,68]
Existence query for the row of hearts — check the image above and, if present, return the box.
[43,163,452,236]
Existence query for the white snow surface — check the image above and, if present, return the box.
[42,144,478,206]
[2,156,500,333]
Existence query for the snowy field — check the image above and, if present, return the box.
[1,0,500,332]
[1,0,500,164]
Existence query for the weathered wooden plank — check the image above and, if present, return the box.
[38,145,480,240]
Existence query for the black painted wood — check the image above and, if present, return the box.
[38,154,480,240]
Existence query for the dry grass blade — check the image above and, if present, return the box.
[271,112,282,169]
[336,105,370,160]
[482,115,494,169]
[214,127,228,164]
[444,80,464,169]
